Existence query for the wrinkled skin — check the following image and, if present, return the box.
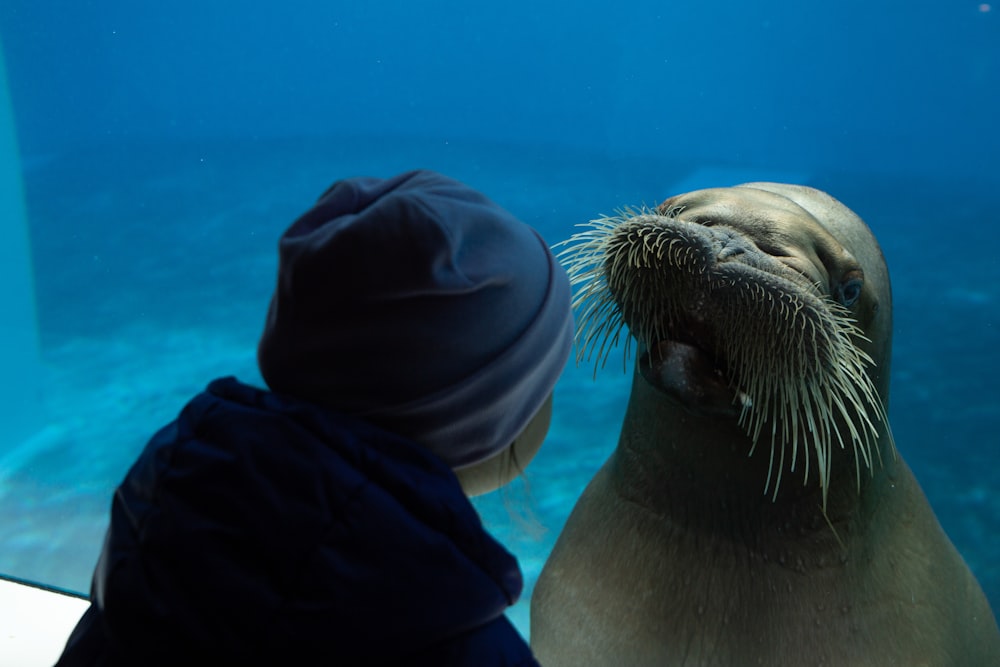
[531,183,1000,666]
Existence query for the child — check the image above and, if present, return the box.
[56,169,573,666]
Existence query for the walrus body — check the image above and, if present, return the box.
[531,184,1000,666]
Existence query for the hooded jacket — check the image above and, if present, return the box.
[56,376,538,666]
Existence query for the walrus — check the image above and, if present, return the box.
[531,183,1000,666]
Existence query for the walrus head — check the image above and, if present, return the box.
[559,183,895,508]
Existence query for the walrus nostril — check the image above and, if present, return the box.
[718,244,746,261]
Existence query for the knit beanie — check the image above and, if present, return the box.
[257,169,573,468]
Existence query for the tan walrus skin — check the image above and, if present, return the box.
[531,183,1000,666]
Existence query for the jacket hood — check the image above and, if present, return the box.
[93,377,524,663]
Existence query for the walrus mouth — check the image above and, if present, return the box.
[638,336,742,418]
[557,205,891,506]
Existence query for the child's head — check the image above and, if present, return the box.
[258,170,573,492]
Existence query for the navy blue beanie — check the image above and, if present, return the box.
[257,170,573,468]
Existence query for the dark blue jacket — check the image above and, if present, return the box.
[56,377,538,666]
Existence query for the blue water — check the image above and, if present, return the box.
[0,0,997,639]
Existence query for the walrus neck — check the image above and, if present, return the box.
[611,371,888,558]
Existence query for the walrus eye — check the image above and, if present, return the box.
[837,276,863,307]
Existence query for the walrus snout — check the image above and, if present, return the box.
[611,217,793,420]
[599,213,816,360]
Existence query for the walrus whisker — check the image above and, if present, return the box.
[556,207,894,508]
[819,503,848,555]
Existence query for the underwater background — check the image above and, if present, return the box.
[0,0,997,637]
